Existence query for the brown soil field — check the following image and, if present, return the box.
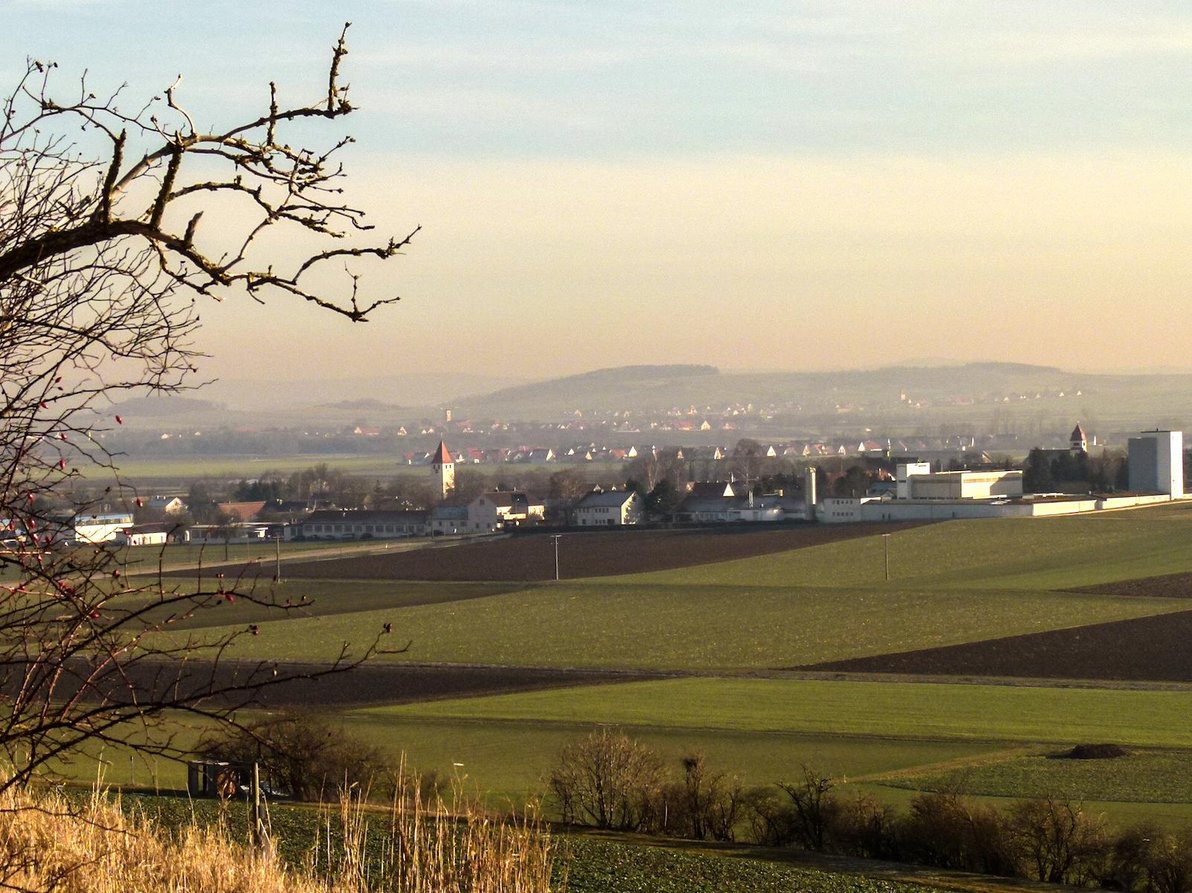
[800,609,1192,682]
[1066,571,1192,598]
[66,659,661,708]
[264,523,927,582]
[251,662,664,707]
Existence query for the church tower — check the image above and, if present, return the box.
[432,439,455,501]
[1069,422,1088,453]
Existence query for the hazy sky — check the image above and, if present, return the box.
[6,1,1192,386]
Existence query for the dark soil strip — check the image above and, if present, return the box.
[245,523,929,583]
[799,609,1192,682]
[1066,571,1192,598]
[48,659,663,709]
[248,662,663,707]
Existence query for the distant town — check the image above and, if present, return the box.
[21,420,1187,550]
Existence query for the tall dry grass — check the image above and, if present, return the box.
[0,778,559,893]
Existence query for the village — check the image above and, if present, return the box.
[34,425,1187,550]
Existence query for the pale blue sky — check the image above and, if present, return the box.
[6,1,1192,382]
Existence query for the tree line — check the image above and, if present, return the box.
[549,729,1192,892]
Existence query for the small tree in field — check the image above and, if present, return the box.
[549,728,664,831]
[0,26,411,792]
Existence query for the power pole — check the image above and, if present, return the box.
[551,534,561,581]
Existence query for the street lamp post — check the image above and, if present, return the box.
[882,533,891,582]
[551,534,561,581]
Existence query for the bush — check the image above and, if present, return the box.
[901,790,1017,876]
[548,728,665,831]
[198,711,398,802]
[834,792,899,861]
[777,766,840,852]
[1007,796,1110,885]
[659,753,745,841]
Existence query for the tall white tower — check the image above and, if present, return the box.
[1128,430,1184,497]
[432,440,455,501]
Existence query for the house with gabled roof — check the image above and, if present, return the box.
[572,489,644,526]
[468,491,545,532]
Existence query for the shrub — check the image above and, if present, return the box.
[660,752,745,841]
[901,790,1017,876]
[776,766,840,852]
[834,792,899,861]
[199,711,399,802]
[548,728,665,831]
[1006,795,1110,885]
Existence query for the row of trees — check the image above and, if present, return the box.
[549,730,1192,892]
[1023,449,1130,493]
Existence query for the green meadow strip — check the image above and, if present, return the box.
[363,677,1192,748]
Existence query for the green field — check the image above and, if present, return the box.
[192,582,1182,669]
[358,678,1192,748]
[66,504,1192,848]
[887,747,1192,803]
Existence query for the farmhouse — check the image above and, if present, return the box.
[468,491,545,532]
[571,489,644,526]
[428,505,469,535]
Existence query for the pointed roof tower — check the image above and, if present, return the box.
[431,439,455,500]
[1069,423,1088,453]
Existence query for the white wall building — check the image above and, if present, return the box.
[895,463,932,499]
[468,492,545,532]
[1128,430,1184,497]
[906,470,1023,501]
[72,512,134,544]
[572,490,644,526]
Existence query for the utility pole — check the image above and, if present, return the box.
[882,533,891,582]
[274,534,282,584]
[551,534,561,581]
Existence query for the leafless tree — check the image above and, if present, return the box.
[0,26,409,792]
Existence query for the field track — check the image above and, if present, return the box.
[270,523,928,581]
[802,608,1192,682]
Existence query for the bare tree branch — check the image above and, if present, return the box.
[0,24,413,794]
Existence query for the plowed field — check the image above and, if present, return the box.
[274,523,926,582]
[802,609,1192,682]
[1067,571,1192,599]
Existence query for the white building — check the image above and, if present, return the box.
[72,512,134,544]
[1128,430,1184,497]
[895,462,932,499]
[572,490,645,527]
[905,470,1023,501]
[468,492,545,532]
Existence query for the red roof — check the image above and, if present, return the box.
[433,440,453,463]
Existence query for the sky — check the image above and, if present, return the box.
[5,1,1192,389]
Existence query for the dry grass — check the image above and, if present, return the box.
[0,779,559,892]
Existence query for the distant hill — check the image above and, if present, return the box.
[101,362,1192,442]
[451,362,1070,418]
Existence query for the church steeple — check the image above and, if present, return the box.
[432,439,455,500]
[1069,422,1088,453]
